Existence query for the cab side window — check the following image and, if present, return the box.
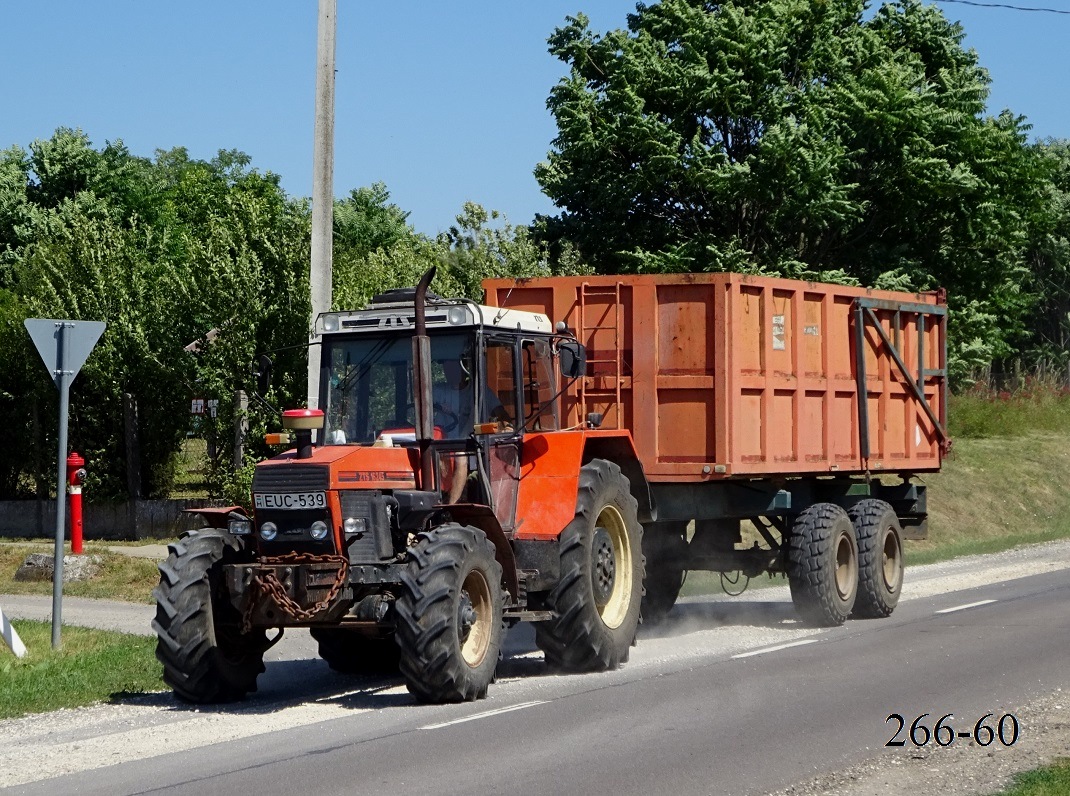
[521,338,558,431]
[484,339,517,425]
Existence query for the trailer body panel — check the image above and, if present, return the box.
[484,272,946,481]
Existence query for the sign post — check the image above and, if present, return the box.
[24,318,105,649]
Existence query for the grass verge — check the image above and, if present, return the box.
[948,385,1070,439]
[0,542,160,604]
[913,432,1070,561]
[991,759,1070,796]
[0,620,162,719]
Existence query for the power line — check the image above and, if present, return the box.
[936,0,1070,14]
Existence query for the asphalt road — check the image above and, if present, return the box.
[3,545,1069,796]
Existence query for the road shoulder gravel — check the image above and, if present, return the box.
[1,538,1068,794]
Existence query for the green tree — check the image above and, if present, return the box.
[334,182,413,259]
[331,187,584,311]
[0,129,311,500]
[536,0,1047,379]
[1023,139,1070,370]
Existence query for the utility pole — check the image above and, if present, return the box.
[308,0,337,414]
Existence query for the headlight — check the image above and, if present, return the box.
[310,520,330,540]
[343,517,366,536]
[259,522,278,541]
[228,519,252,536]
[448,306,468,325]
[321,313,340,332]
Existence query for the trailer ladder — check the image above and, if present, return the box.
[578,281,624,428]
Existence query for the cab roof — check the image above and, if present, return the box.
[316,297,554,336]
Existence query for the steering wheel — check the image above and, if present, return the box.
[434,402,459,433]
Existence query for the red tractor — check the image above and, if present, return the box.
[153,270,650,703]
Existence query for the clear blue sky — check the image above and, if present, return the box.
[1,1,1067,236]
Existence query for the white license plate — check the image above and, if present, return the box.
[254,492,327,511]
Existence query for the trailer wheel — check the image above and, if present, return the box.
[310,628,400,674]
[640,522,688,626]
[535,459,644,671]
[786,504,858,627]
[153,528,267,704]
[395,523,503,702]
[848,499,904,618]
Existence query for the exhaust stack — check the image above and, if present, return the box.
[412,268,437,491]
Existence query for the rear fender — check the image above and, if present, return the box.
[581,432,656,523]
[514,430,654,541]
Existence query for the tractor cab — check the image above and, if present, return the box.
[314,289,570,524]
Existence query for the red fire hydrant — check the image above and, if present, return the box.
[66,452,86,555]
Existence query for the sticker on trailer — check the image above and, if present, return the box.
[772,314,786,350]
[254,492,327,510]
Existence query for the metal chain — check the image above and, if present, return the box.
[241,551,349,633]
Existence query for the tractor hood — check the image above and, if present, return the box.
[256,444,420,491]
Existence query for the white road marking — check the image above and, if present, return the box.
[935,599,997,614]
[419,700,547,730]
[731,639,818,659]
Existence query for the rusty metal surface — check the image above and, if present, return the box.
[484,273,947,480]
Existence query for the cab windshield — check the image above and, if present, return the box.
[321,332,475,444]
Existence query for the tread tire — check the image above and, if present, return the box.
[640,522,688,626]
[848,499,904,618]
[310,628,401,674]
[395,524,503,703]
[152,528,267,703]
[786,503,858,627]
[534,459,644,671]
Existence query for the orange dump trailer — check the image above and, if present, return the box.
[484,273,947,480]
[485,272,948,624]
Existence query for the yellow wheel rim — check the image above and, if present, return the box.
[459,569,493,667]
[593,504,633,630]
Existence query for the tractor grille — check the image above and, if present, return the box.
[252,464,329,493]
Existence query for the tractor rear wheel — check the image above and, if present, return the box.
[535,459,644,671]
[848,499,904,618]
[641,522,688,626]
[153,528,267,703]
[786,503,858,627]
[310,628,400,674]
[395,524,504,703]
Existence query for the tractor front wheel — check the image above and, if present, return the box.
[153,528,268,703]
[395,524,504,703]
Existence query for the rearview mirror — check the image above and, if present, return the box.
[558,341,586,379]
